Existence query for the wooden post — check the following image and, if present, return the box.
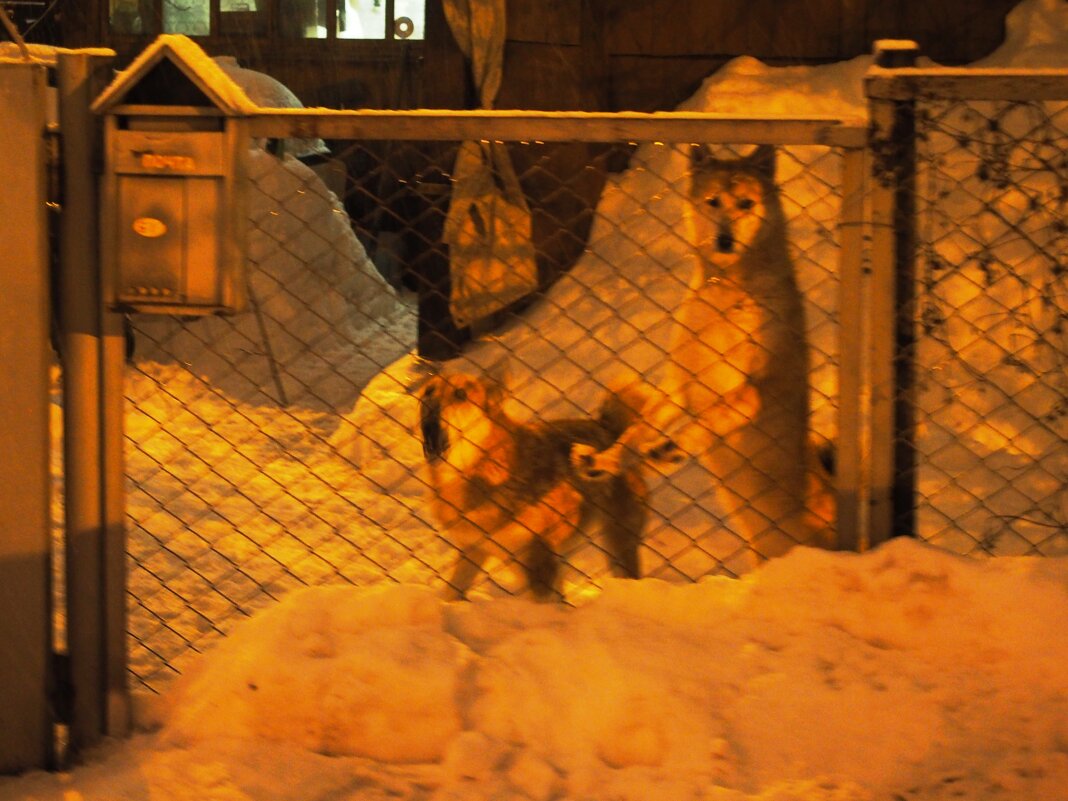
[0,60,54,774]
[102,252,129,741]
[866,40,919,547]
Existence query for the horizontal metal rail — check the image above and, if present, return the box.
[246,108,869,147]
[866,66,1068,101]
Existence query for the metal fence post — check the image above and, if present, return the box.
[102,239,129,740]
[56,51,128,755]
[836,144,867,551]
[865,41,920,547]
[0,59,54,774]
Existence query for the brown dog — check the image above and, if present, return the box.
[420,370,649,600]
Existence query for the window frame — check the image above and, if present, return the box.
[106,0,424,44]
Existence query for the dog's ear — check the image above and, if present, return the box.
[419,382,447,461]
[690,143,713,167]
[746,144,777,179]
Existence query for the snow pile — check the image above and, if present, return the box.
[5,540,1068,800]
[682,56,870,119]
[213,55,329,157]
[162,584,468,763]
[977,0,1068,67]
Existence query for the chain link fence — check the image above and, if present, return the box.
[113,101,1068,694]
[124,143,420,689]
[907,97,1068,557]
[118,101,1068,694]
[120,118,860,691]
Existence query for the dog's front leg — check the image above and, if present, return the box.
[444,539,489,601]
[597,470,648,580]
[522,537,562,602]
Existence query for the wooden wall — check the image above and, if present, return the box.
[486,0,1025,112]
[61,0,1027,112]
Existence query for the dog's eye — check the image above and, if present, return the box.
[453,388,467,402]
[707,196,721,209]
[737,198,755,210]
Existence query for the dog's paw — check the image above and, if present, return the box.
[570,443,617,481]
[641,435,686,465]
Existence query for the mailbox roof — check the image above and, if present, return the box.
[92,34,258,115]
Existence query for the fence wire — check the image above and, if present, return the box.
[121,130,849,691]
[912,98,1068,557]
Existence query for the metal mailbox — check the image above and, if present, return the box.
[93,36,253,315]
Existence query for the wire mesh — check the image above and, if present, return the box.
[121,127,849,691]
[911,98,1068,557]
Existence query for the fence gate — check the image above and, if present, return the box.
[867,61,1068,556]
[74,45,1068,716]
[120,107,868,692]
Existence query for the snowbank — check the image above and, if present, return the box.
[977,0,1068,67]
[161,584,468,763]
[4,540,1067,800]
[213,56,329,158]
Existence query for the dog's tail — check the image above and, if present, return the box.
[807,436,837,545]
[573,379,679,480]
[812,438,835,478]
[595,379,652,439]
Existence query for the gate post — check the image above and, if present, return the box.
[0,59,54,774]
[56,50,128,758]
[865,41,920,547]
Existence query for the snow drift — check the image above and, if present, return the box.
[5,540,1067,801]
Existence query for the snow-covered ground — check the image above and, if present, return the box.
[4,539,1068,801]
[6,0,1067,797]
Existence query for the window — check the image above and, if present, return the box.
[108,0,425,40]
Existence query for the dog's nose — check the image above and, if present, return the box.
[716,232,734,253]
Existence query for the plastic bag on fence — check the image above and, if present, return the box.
[443,139,539,328]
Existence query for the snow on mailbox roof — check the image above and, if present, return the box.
[91,34,258,115]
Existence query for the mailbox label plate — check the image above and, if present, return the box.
[113,129,227,176]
